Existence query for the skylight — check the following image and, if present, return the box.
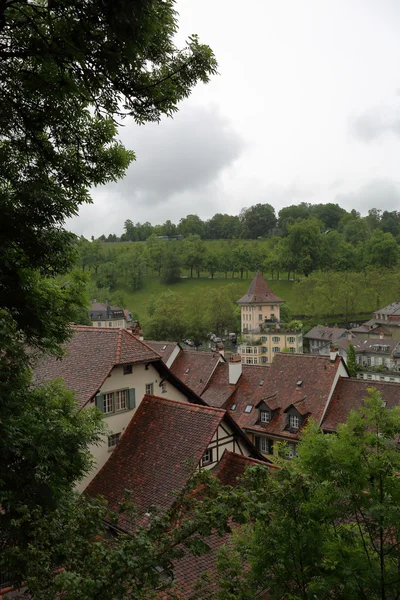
[230,404,237,411]
[296,380,303,387]
[244,404,253,413]
[185,368,190,374]
[259,379,264,386]
[162,345,167,350]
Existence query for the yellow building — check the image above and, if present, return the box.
[237,271,303,364]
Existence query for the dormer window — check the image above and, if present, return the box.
[289,414,300,429]
[260,410,270,423]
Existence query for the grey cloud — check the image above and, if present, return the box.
[68,102,244,236]
[350,107,400,142]
[335,178,400,214]
[106,102,244,205]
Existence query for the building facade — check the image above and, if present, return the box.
[237,271,303,364]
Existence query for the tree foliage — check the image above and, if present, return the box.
[217,390,400,599]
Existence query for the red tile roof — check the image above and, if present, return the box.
[229,353,346,440]
[202,363,271,409]
[145,340,180,365]
[170,350,223,396]
[33,326,160,407]
[213,449,278,486]
[321,377,400,432]
[236,271,283,305]
[85,395,227,531]
[304,326,348,341]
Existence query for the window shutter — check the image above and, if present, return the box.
[128,388,136,410]
[95,394,104,412]
[255,436,260,450]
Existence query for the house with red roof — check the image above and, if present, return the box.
[85,395,267,526]
[199,350,349,459]
[237,271,303,365]
[34,326,210,490]
[85,396,270,596]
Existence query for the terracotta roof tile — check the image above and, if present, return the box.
[321,377,400,432]
[170,350,222,395]
[304,326,348,341]
[213,449,278,486]
[145,340,180,365]
[202,363,270,409]
[237,271,283,305]
[33,326,160,407]
[230,353,346,440]
[85,395,226,531]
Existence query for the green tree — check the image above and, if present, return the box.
[147,292,187,340]
[182,234,204,277]
[240,203,277,239]
[161,245,182,284]
[177,214,206,238]
[347,342,357,376]
[363,229,398,269]
[1,0,217,590]
[285,219,323,276]
[219,389,400,599]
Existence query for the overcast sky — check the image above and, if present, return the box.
[69,0,400,238]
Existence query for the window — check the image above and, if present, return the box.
[260,410,270,423]
[272,347,280,353]
[259,314,263,321]
[161,382,167,393]
[230,404,237,411]
[289,414,300,429]
[260,336,267,342]
[287,337,295,343]
[115,389,128,411]
[289,347,296,353]
[246,357,253,364]
[108,321,112,327]
[104,393,114,414]
[97,322,102,327]
[244,404,253,413]
[261,346,267,353]
[108,432,121,449]
[145,383,154,395]
[258,306,262,311]
[261,356,268,363]
[99,389,133,415]
[286,444,298,459]
[253,357,258,364]
[259,437,270,453]
[202,448,213,466]
[272,336,280,343]
[123,364,132,375]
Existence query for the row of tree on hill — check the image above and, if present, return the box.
[78,219,399,292]
[98,204,400,242]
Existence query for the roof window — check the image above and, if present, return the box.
[259,379,264,386]
[230,404,237,411]
[296,380,303,387]
[162,345,167,350]
[244,404,253,414]
[185,368,190,374]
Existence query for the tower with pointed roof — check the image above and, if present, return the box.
[236,271,303,364]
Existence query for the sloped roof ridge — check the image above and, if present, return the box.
[144,394,226,414]
[237,271,284,304]
[130,333,162,357]
[220,449,275,469]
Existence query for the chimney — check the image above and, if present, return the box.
[229,354,242,385]
[330,343,338,362]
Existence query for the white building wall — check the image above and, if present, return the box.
[78,363,188,491]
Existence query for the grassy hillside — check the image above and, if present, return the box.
[117,275,295,324]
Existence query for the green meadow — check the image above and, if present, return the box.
[118,275,295,324]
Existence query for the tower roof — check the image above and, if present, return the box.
[236,271,284,305]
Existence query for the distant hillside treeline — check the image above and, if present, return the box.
[97,203,400,243]
[79,203,400,292]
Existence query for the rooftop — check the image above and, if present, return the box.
[304,326,348,341]
[85,395,227,531]
[170,349,223,396]
[236,271,284,305]
[321,377,400,432]
[33,325,160,407]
